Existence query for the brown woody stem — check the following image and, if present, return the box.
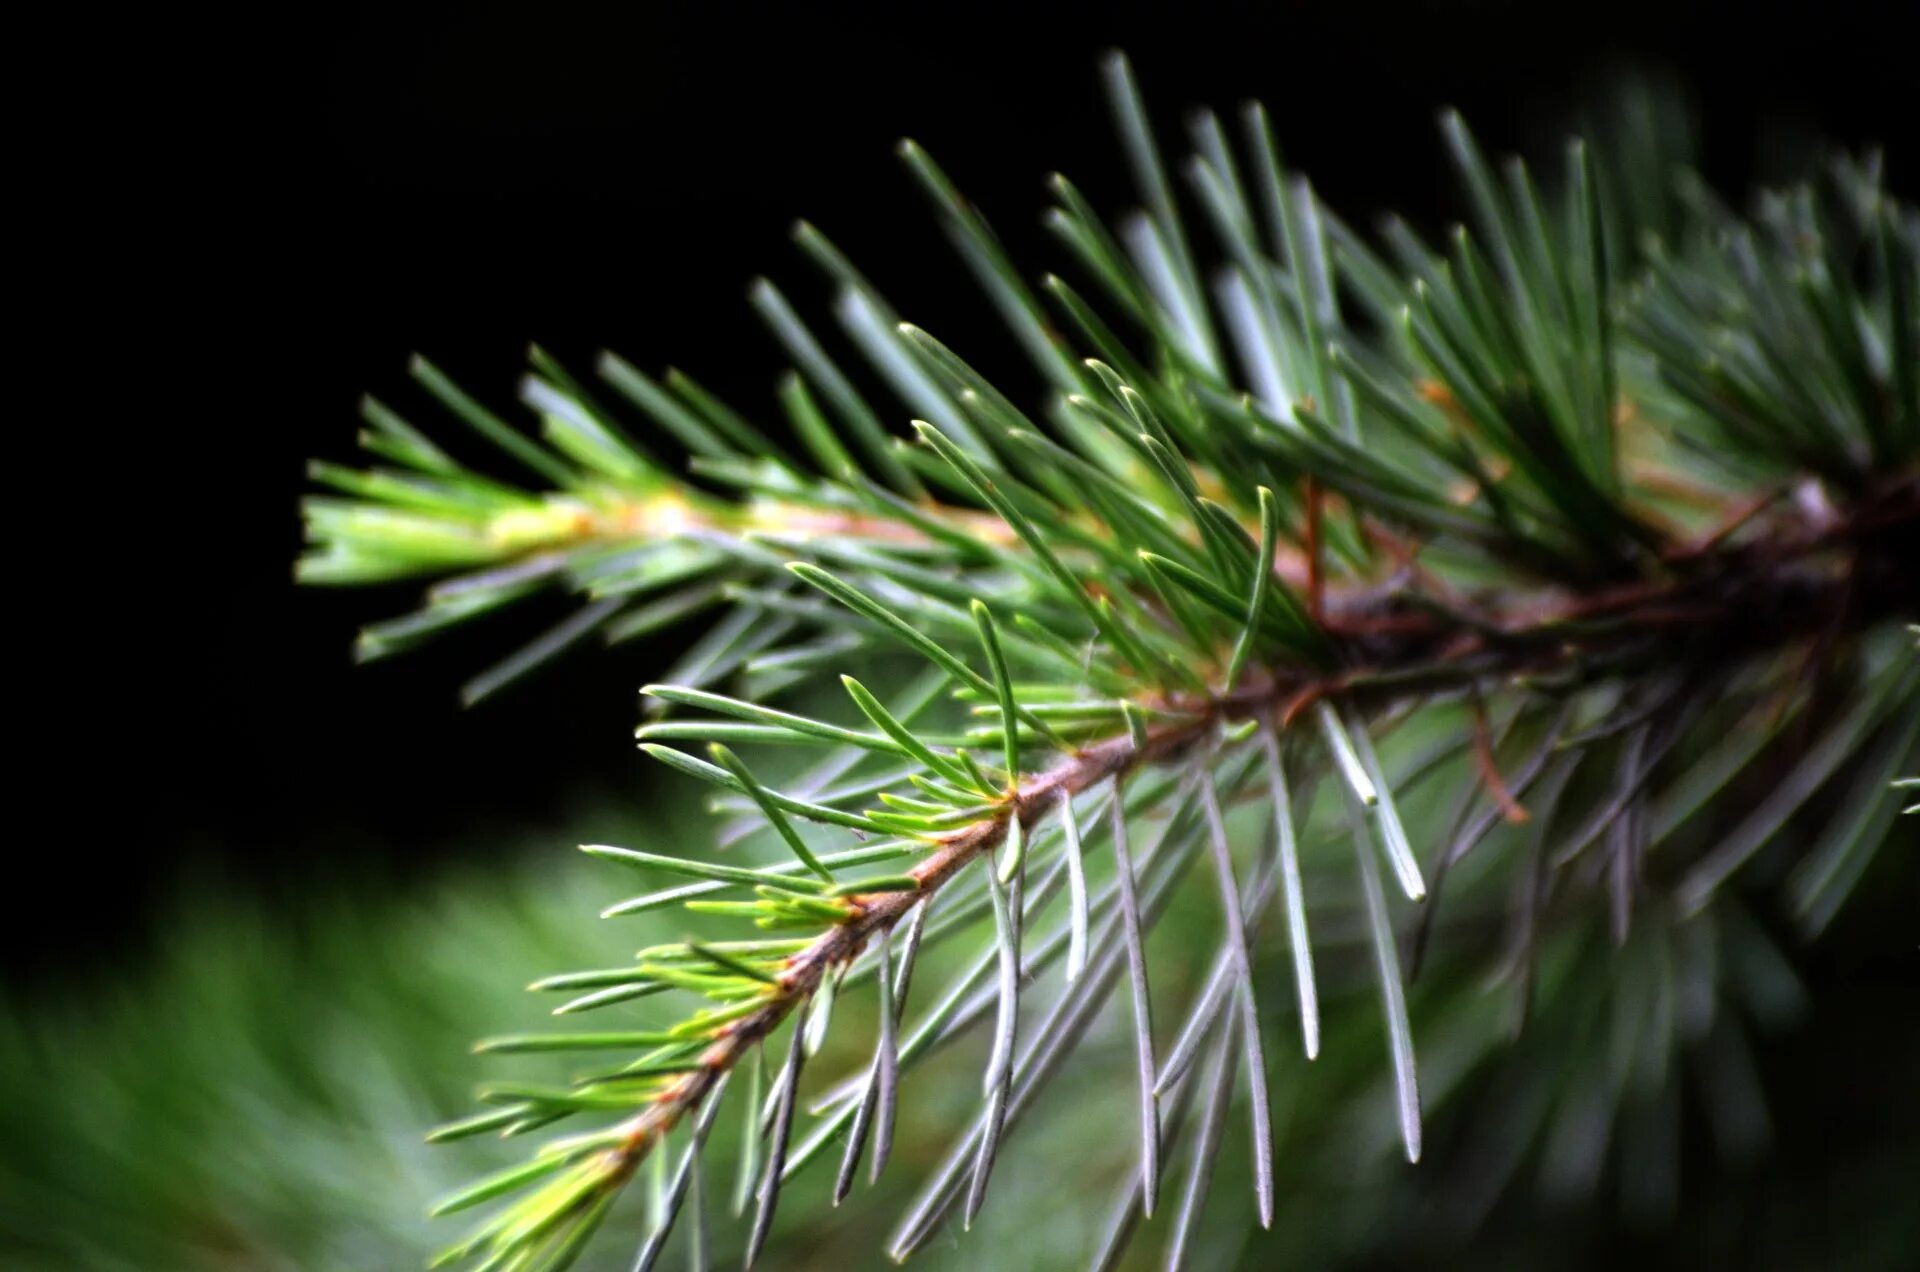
[600,469,1918,1182]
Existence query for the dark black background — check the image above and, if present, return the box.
[24,0,1915,979]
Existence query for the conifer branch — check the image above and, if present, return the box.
[304,51,1917,1271]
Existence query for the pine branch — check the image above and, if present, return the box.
[302,51,1918,1271]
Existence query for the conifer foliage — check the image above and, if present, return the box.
[302,54,1917,1270]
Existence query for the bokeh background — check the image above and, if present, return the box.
[9,1,1916,1267]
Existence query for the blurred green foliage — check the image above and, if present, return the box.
[4,770,1912,1269]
